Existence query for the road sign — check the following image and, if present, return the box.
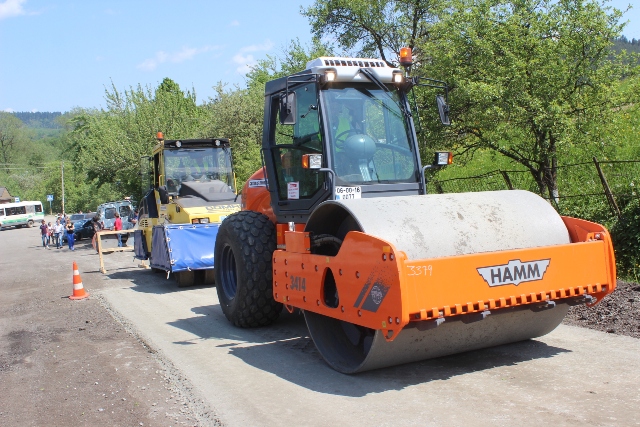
[46,194,54,202]
[14,197,20,202]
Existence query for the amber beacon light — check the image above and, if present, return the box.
[399,47,413,66]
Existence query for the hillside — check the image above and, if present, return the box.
[12,111,63,129]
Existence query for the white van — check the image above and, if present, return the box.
[0,201,45,229]
[96,199,135,230]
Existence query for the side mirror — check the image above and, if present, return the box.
[436,95,451,126]
[279,92,297,125]
[158,186,169,204]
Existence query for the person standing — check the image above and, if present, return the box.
[129,209,138,227]
[54,219,64,249]
[65,219,75,251]
[39,220,49,249]
[114,212,123,247]
[46,222,54,247]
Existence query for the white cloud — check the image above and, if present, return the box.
[228,20,239,27]
[232,53,256,74]
[137,45,221,71]
[0,0,26,20]
[240,40,274,53]
[232,40,274,73]
[3,108,15,112]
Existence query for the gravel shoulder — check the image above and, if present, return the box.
[564,280,640,338]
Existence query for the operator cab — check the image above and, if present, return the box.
[153,137,236,205]
[262,54,450,223]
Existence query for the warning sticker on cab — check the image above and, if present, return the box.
[334,186,361,200]
[288,182,300,199]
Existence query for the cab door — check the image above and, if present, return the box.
[264,81,330,222]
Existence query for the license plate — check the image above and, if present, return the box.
[334,186,362,200]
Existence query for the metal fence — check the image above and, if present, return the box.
[432,158,640,218]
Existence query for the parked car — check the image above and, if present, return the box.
[61,213,96,243]
[68,212,94,223]
[62,216,128,245]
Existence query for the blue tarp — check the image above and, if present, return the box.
[149,224,219,273]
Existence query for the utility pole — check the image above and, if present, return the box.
[61,161,65,215]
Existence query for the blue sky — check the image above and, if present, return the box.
[0,0,638,113]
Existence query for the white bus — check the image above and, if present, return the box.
[0,201,45,229]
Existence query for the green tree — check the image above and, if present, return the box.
[0,112,29,172]
[302,0,439,64]
[68,78,205,201]
[419,0,639,198]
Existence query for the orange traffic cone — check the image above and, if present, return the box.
[69,261,89,300]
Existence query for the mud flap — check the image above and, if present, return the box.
[134,230,148,260]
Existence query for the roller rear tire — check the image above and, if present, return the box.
[215,211,281,327]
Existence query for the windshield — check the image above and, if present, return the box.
[70,214,84,221]
[104,208,116,220]
[164,147,235,194]
[321,84,419,185]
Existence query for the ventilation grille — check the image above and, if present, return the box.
[322,59,386,68]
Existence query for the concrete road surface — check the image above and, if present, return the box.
[98,253,640,426]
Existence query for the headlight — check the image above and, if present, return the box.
[435,151,453,166]
[325,70,336,82]
[192,219,199,224]
[392,71,404,84]
[200,218,210,224]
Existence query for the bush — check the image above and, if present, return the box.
[611,201,640,280]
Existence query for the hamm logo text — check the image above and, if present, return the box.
[477,259,550,287]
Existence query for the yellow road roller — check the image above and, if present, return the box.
[213,51,616,373]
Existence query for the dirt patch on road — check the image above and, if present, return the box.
[564,280,640,339]
[0,223,221,427]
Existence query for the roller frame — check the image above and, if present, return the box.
[273,215,616,342]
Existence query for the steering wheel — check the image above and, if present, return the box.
[334,129,360,148]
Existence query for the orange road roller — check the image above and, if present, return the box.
[213,52,616,373]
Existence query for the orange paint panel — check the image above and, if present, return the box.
[402,239,614,317]
[275,223,616,342]
[273,231,405,337]
[284,231,311,254]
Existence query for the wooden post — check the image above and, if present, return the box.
[97,229,136,274]
[500,170,514,190]
[593,157,621,218]
[97,230,105,274]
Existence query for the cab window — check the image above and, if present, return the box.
[272,83,323,200]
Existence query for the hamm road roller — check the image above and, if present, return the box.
[214,50,616,373]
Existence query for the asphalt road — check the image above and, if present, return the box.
[2,217,640,426]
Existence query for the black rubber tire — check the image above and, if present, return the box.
[175,270,195,287]
[26,220,34,228]
[215,211,281,327]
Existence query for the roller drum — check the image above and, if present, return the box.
[303,190,571,373]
